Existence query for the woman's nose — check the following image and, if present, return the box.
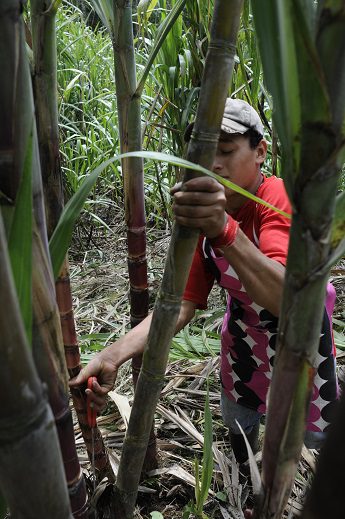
[212,157,223,172]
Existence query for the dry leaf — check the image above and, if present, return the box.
[108,391,131,428]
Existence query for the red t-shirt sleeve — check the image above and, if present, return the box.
[256,178,292,266]
[183,236,215,309]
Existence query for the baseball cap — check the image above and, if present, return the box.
[221,98,264,136]
[184,98,264,142]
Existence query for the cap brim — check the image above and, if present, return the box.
[221,118,248,134]
[184,118,249,144]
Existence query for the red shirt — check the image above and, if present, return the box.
[182,175,337,431]
[184,175,291,309]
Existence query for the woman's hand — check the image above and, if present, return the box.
[69,350,118,412]
[171,177,227,239]
[69,315,154,413]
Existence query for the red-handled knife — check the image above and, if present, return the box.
[87,376,97,428]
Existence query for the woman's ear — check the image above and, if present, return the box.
[256,139,267,165]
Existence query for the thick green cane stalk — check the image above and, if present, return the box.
[0,213,73,519]
[0,1,33,231]
[30,0,63,237]
[113,1,243,516]
[1,1,88,515]
[251,1,345,516]
[89,0,189,471]
[30,0,114,485]
[111,1,148,327]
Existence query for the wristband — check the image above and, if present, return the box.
[209,215,239,250]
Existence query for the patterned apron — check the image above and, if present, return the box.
[202,238,338,433]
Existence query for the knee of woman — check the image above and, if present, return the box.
[220,390,261,434]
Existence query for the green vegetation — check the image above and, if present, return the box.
[183,383,214,519]
[56,0,279,233]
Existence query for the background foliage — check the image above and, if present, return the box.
[57,0,277,234]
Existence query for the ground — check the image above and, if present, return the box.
[69,211,345,519]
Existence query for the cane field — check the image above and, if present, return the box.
[1,1,345,518]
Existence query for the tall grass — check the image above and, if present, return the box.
[57,3,122,239]
[57,0,280,238]
[59,1,344,234]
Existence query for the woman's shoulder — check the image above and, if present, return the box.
[257,175,291,212]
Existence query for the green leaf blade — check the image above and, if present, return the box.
[50,150,291,280]
[252,0,301,191]
[136,0,187,95]
[49,155,116,279]
[8,131,33,346]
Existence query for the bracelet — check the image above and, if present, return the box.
[209,215,239,250]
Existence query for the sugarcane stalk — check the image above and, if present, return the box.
[0,4,32,230]
[1,1,88,515]
[251,1,345,516]
[88,0,189,471]
[113,1,244,516]
[111,1,148,330]
[56,259,114,482]
[0,209,73,519]
[31,225,89,518]
[30,0,114,484]
[110,0,154,470]
[30,0,63,237]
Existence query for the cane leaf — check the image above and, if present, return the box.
[88,0,115,35]
[137,0,159,22]
[49,150,291,280]
[136,0,187,95]
[8,130,33,346]
[236,421,263,500]
[121,152,292,218]
[194,458,200,508]
[252,0,301,190]
[49,155,115,280]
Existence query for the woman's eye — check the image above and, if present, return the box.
[221,149,233,155]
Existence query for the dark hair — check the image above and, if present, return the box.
[244,128,263,149]
[184,123,263,149]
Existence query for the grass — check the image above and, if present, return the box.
[57,0,286,242]
[57,3,122,243]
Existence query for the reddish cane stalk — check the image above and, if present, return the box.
[31,227,89,518]
[56,259,114,481]
[110,0,155,470]
[30,0,115,487]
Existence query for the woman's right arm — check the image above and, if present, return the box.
[69,300,196,411]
